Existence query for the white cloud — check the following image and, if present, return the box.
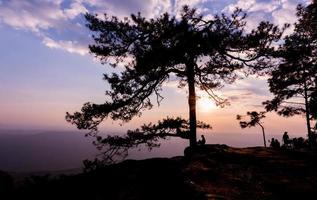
[0,0,175,55]
[223,0,279,32]
[174,0,204,10]
[224,0,256,13]
[223,0,284,14]
[0,0,311,55]
[244,12,269,32]
[0,0,67,32]
[172,0,215,18]
[0,0,89,55]
[223,0,309,34]
[272,8,297,34]
[249,1,279,13]
[42,37,88,55]
[64,1,88,19]
[84,0,172,19]
[270,0,310,36]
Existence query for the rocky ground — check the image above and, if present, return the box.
[183,145,317,199]
[2,144,317,200]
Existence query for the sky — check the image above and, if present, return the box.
[0,0,312,138]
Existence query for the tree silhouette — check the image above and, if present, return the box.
[263,3,317,146]
[66,6,283,161]
[237,111,267,147]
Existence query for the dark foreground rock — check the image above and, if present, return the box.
[2,144,317,200]
[183,145,317,199]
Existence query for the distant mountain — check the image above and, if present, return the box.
[0,129,288,172]
[0,130,98,172]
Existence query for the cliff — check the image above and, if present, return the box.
[3,144,317,200]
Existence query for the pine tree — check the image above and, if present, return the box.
[263,3,317,145]
[66,6,283,162]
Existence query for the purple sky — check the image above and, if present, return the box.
[0,0,312,138]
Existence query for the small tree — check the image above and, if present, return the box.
[237,111,267,147]
[66,6,283,162]
[263,3,317,146]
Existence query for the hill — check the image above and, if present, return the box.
[0,130,98,172]
[2,144,317,200]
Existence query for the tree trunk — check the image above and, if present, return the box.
[259,123,267,148]
[186,62,197,148]
[304,80,313,147]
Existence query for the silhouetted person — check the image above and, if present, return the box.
[197,135,206,145]
[283,132,290,147]
[270,138,280,149]
[292,137,304,149]
[270,138,275,148]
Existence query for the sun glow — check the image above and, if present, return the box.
[198,96,217,112]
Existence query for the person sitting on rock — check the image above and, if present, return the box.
[197,135,206,146]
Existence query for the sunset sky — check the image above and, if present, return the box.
[0,0,312,138]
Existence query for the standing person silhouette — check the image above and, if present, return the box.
[283,131,292,149]
[283,132,290,145]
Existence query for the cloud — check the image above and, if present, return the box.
[271,0,310,35]
[225,77,270,96]
[0,0,66,32]
[64,1,88,19]
[42,36,88,55]
[224,0,256,13]
[0,0,311,55]
[249,1,279,13]
[223,0,309,33]
[174,0,205,12]
[0,0,91,55]
[0,0,174,55]
[84,0,172,19]
[212,75,273,109]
